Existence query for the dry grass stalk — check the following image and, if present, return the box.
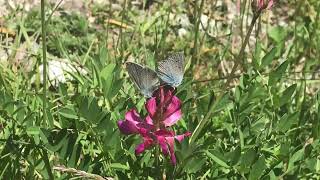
[53,165,114,180]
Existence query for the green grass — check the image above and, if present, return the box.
[0,0,319,179]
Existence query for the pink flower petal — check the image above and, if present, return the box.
[258,0,264,9]
[154,130,178,164]
[159,87,165,105]
[158,130,191,165]
[165,136,177,165]
[164,96,181,117]
[146,97,157,117]
[155,129,175,136]
[237,0,241,13]
[257,0,273,10]
[125,109,142,123]
[163,96,182,126]
[157,135,169,155]
[267,0,273,9]
[163,109,182,127]
[135,136,154,155]
[117,120,139,135]
[163,89,173,105]
[118,109,152,135]
[145,115,154,125]
[135,143,146,154]
[175,131,192,142]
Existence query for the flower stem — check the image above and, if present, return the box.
[155,146,160,175]
[41,0,48,125]
[224,9,262,86]
[192,0,205,66]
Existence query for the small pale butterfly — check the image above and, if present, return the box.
[156,52,185,87]
[126,62,160,98]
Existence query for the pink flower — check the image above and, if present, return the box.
[117,109,152,135]
[238,0,274,13]
[258,0,274,9]
[146,87,182,127]
[135,129,191,165]
[117,86,191,165]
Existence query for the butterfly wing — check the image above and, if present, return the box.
[126,62,160,97]
[157,52,185,87]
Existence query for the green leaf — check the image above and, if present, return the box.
[39,129,49,144]
[229,146,241,166]
[253,41,263,69]
[184,156,207,173]
[260,47,277,69]
[68,143,81,168]
[215,93,231,112]
[286,149,304,173]
[205,150,230,168]
[46,129,68,152]
[100,64,116,80]
[78,96,102,123]
[240,148,257,168]
[141,151,152,166]
[59,136,70,159]
[268,26,287,42]
[67,70,85,85]
[59,107,78,119]
[279,84,297,107]
[269,61,289,85]
[100,63,116,98]
[249,155,267,180]
[277,112,299,133]
[99,46,108,66]
[110,163,130,170]
[190,93,231,143]
[141,14,161,34]
[279,142,290,157]
[26,126,40,135]
[92,63,100,87]
[235,87,241,103]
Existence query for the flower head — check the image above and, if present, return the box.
[135,129,191,165]
[251,0,274,12]
[237,0,274,15]
[146,86,182,128]
[117,86,190,165]
[257,0,274,10]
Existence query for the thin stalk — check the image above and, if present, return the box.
[42,148,54,180]
[192,0,205,66]
[41,0,47,123]
[224,9,262,87]
[116,0,127,61]
[190,9,263,144]
[45,0,64,26]
[155,147,160,174]
[156,10,170,59]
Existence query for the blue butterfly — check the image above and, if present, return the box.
[156,52,185,87]
[126,62,160,98]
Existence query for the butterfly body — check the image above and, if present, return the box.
[126,62,160,98]
[156,52,185,87]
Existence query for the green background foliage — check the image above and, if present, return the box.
[0,0,319,179]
